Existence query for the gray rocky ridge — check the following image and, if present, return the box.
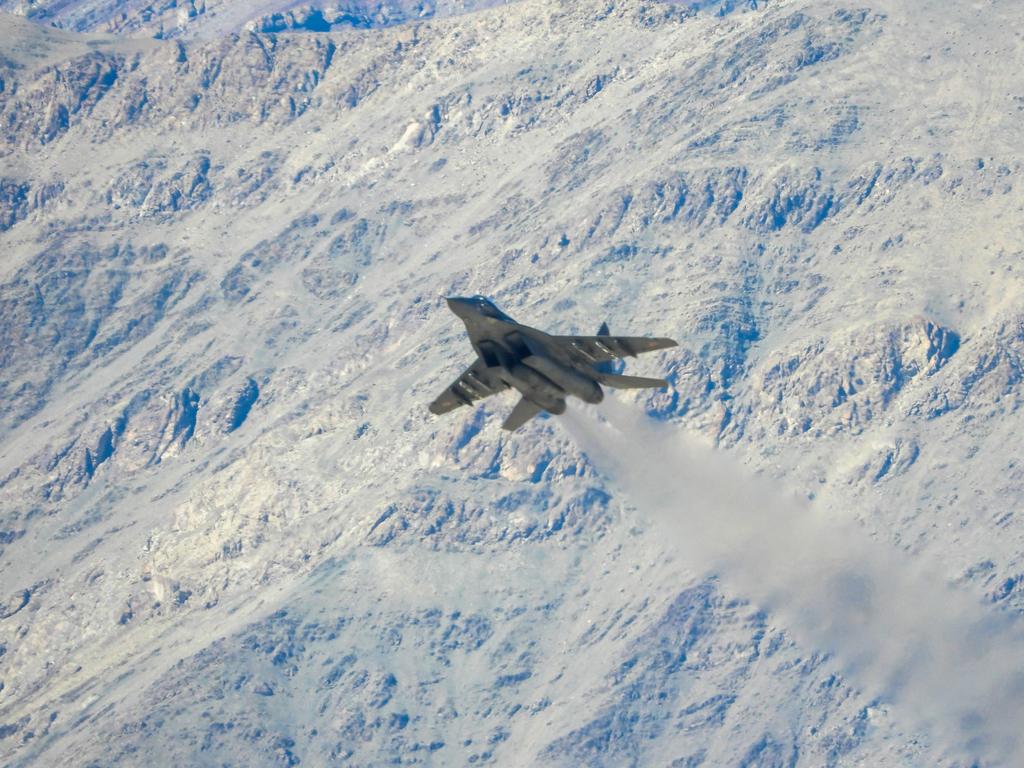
[0,0,509,38]
[1,0,1023,765]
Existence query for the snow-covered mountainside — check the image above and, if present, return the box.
[0,0,508,38]
[1,0,1023,765]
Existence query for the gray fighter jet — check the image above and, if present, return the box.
[429,296,678,431]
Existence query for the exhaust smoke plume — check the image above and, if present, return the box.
[561,399,1024,765]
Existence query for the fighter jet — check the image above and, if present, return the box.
[429,296,678,431]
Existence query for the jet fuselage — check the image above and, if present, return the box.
[446,296,603,414]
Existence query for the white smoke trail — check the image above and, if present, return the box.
[560,399,1024,765]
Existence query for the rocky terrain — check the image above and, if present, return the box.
[1,0,1023,765]
[0,0,508,38]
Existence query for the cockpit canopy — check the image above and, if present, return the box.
[471,295,511,320]
[448,295,513,321]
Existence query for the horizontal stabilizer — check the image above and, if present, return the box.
[502,397,543,431]
[597,373,669,390]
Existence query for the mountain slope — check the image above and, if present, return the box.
[1,1,1023,765]
[0,0,510,38]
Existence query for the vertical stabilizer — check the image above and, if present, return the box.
[594,321,619,375]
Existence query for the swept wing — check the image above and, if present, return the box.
[557,335,678,365]
[428,357,508,415]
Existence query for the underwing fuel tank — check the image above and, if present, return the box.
[521,355,604,404]
[498,363,565,414]
[505,362,561,398]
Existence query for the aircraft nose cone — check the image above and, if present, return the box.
[446,297,469,315]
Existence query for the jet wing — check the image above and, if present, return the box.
[428,357,509,415]
[556,335,678,364]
